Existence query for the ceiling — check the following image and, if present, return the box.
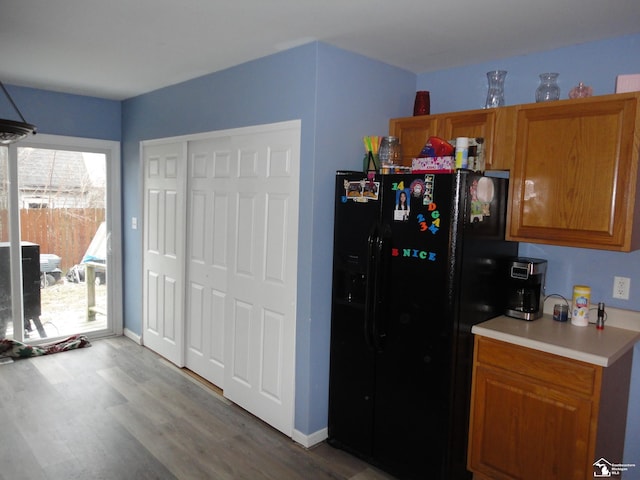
[2,0,639,101]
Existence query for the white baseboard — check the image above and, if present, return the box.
[123,328,142,344]
[292,427,328,448]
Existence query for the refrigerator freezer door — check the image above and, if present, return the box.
[328,173,382,457]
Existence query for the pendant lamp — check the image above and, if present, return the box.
[0,81,37,145]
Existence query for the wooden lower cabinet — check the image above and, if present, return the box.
[467,336,632,480]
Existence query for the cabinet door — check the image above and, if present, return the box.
[508,95,640,250]
[439,110,500,169]
[468,365,593,480]
[390,109,510,170]
[389,116,439,165]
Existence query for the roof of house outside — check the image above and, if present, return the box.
[17,148,90,191]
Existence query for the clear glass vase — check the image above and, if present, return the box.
[484,70,507,109]
[535,73,560,102]
[379,136,402,166]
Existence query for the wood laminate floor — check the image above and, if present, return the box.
[0,336,396,480]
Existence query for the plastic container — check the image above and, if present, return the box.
[571,285,591,326]
[553,304,569,322]
[455,137,469,169]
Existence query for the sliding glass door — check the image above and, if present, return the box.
[0,145,17,341]
[2,135,121,343]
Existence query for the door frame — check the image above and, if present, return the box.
[8,134,123,340]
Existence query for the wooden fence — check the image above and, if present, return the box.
[0,208,105,272]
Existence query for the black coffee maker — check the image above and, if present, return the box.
[505,257,547,320]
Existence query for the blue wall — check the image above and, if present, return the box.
[0,84,121,141]
[417,34,640,116]
[121,43,319,340]
[417,33,640,474]
[121,42,415,436]
[303,45,415,432]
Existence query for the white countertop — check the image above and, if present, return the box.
[472,314,640,367]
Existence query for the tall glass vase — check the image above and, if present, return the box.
[484,70,507,109]
[535,73,560,102]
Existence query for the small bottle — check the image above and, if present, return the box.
[455,137,469,169]
[596,302,605,330]
[467,144,477,170]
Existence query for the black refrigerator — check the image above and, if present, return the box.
[327,170,518,480]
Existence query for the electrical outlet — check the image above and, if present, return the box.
[613,276,631,300]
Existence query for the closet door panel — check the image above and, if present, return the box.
[142,142,187,366]
[224,124,300,436]
[185,137,232,387]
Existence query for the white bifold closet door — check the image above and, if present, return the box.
[143,121,300,437]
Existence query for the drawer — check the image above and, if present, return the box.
[475,337,599,396]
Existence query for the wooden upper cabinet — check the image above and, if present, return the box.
[389,108,513,170]
[508,93,640,251]
[439,110,498,168]
[388,115,439,165]
[390,92,640,251]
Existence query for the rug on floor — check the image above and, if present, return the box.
[0,334,91,359]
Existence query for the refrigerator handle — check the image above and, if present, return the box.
[371,223,389,351]
[364,222,379,351]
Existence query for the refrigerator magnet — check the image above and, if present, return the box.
[409,179,426,198]
[423,174,435,205]
[469,178,493,222]
[362,180,379,200]
[344,179,379,202]
[394,189,410,221]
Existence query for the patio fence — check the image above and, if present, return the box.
[0,208,106,272]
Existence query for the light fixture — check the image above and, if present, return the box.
[0,81,37,145]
